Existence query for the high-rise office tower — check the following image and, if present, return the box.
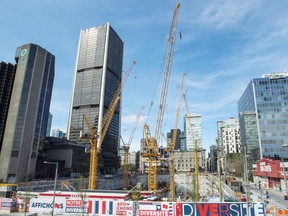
[67,23,123,174]
[0,62,16,153]
[0,44,55,183]
[46,112,53,136]
[184,113,202,151]
[51,128,64,138]
[217,117,241,154]
[239,111,260,162]
[238,72,288,159]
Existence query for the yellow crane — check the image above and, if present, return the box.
[122,106,144,189]
[142,2,180,192]
[183,93,199,201]
[82,61,136,190]
[167,73,185,201]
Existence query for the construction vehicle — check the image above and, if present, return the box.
[183,93,199,201]
[122,106,144,189]
[166,73,185,201]
[82,61,136,190]
[142,2,180,193]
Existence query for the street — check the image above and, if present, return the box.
[249,183,288,210]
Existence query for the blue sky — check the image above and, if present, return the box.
[1,1,288,152]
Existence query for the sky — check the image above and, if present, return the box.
[1,0,288,152]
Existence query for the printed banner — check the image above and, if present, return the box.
[175,202,265,216]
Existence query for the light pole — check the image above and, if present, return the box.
[44,161,58,216]
[244,146,250,216]
[281,158,287,196]
[216,139,222,202]
[282,144,288,199]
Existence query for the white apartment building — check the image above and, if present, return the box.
[217,117,241,154]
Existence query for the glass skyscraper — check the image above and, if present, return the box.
[238,73,288,159]
[0,44,55,183]
[0,62,16,154]
[67,23,123,175]
[184,113,202,151]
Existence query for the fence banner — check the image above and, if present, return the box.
[28,196,265,216]
[175,202,265,216]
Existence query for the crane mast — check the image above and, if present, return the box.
[168,73,185,201]
[83,61,136,190]
[123,106,144,189]
[154,2,180,142]
[183,93,199,201]
[143,2,180,193]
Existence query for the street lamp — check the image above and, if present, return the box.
[216,139,223,202]
[44,161,58,216]
[244,146,250,216]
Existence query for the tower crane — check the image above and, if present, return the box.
[82,61,136,190]
[142,2,180,192]
[122,106,144,189]
[167,73,185,201]
[183,93,199,201]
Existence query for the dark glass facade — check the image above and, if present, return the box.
[0,62,16,154]
[167,129,181,150]
[238,73,288,159]
[0,44,55,183]
[239,111,260,162]
[67,23,123,175]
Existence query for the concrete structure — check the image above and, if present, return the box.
[217,117,241,154]
[0,62,16,154]
[119,149,136,166]
[184,113,202,151]
[67,23,124,175]
[0,44,55,183]
[129,151,136,166]
[174,150,206,172]
[238,72,288,159]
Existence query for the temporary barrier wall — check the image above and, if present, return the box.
[28,196,266,216]
[0,197,16,213]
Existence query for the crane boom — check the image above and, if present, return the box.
[127,106,144,147]
[169,74,185,152]
[168,73,185,201]
[123,106,144,189]
[154,2,180,142]
[143,2,180,193]
[100,61,136,142]
[83,61,136,190]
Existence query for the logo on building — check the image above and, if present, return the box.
[20,49,28,65]
[260,162,271,172]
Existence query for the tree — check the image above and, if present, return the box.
[225,153,244,177]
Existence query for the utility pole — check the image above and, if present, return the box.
[244,146,250,216]
[216,139,222,202]
[281,158,288,199]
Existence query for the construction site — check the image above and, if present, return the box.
[0,2,266,215]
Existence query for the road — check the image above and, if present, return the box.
[249,183,288,210]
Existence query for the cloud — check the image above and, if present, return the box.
[200,0,261,29]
